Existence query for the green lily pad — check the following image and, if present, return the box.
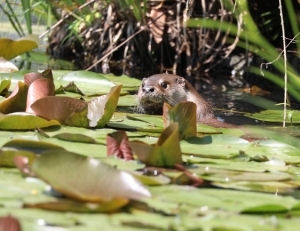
[2,139,65,154]
[0,112,60,130]
[245,110,300,123]
[25,197,129,213]
[129,123,183,167]
[0,81,28,114]
[56,70,115,95]
[150,185,300,213]
[32,150,151,202]
[181,134,249,159]
[163,102,197,139]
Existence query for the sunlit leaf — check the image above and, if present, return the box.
[0,148,36,167]
[53,133,98,144]
[245,110,300,123]
[30,96,88,127]
[244,139,300,164]
[181,134,249,159]
[150,185,300,213]
[0,81,28,114]
[2,139,65,154]
[0,112,60,130]
[131,171,171,186]
[0,57,18,73]
[0,35,39,60]
[129,123,183,167]
[25,197,129,213]
[163,102,197,139]
[24,70,53,86]
[61,81,84,96]
[0,79,11,93]
[32,150,151,202]
[26,78,55,114]
[56,70,115,95]
[212,181,298,193]
[31,85,122,128]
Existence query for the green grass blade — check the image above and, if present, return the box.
[21,0,32,34]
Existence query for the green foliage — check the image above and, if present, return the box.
[187,0,300,103]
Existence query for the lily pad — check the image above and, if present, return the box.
[25,197,129,213]
[32,150,151,202]
[0,112,60,130]
[2,139,65,154]
[56,70,115,95]
[163,102,197,139]
[129,123,183,167]
[181,134,249,159]
[31,85,122,128]
[0,81,28,114]
[0,35,39,60]
[245,110,300,123]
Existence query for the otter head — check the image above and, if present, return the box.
[137,74,188,114]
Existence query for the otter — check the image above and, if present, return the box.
[137,73,235,128]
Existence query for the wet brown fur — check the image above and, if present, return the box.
[137,73,235,128]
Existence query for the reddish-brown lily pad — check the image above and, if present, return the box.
[106,130,133,160]
[31,85,122,128]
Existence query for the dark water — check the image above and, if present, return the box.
[200,86,300,126]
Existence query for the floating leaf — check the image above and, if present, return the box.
[163,102,197,139]
[0,215,21,231]
[26,78,55,114]
[32,150,151,202]
[31,96,88,126]
[53,133,98,144]
[245,110,300,123]
[25,198,129,213]
[88,85,122,127]
[106,130,133,160]
[212,181,297,193]
[131,171,171,186]
[14,155,36,176]
[150,185,300,213]
[129,123,183,167]
[31,85,122,128]
[181,134,249,159]
[2,139,65,154]
[0,35,39,60]
[0,81,28,114]
[0,148,36,167]
[24,70,53,86]
[0,79,11,93]
[56,70,115,95]
[0,57,18,73]
[0,112,60,130]
[61,81,84,96]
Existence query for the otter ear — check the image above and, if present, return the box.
[176,77,186,87]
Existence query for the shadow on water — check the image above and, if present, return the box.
[201,85,300,127]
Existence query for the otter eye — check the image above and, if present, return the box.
[160,81,168,88]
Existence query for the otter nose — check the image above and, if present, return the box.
[142,86,155,93]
